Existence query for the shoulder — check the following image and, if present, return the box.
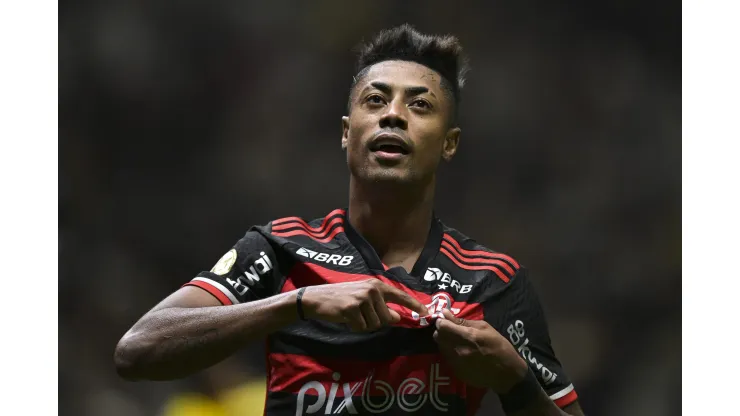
[438,223,521,286]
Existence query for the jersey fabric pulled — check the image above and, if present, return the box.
[184,209,578,415]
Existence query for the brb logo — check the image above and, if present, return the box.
[297,247,353,266]
[412,292,461,327]
[296,364,450,415]
[424,268,472,294]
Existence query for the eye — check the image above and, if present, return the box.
[366,94,386,105]
[410,99,431,109]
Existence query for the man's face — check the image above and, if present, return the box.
[342,60,460,185]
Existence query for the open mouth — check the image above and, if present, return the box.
[369,134,411,156]
[370,143,409,155]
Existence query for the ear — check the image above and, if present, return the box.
[341,116,349,150]
[442,127,461,162]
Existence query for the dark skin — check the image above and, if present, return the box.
[436,310,585,416]
[343,60,583,415]
[342,60,460,272]
[114,59,583,415]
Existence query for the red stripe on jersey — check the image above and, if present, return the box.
[554,390,578,408]
[183,281,233,305]
[267,353,469,398]
[280,262,383,290]
[281,278,297,293]
[440,248,510,283]
[279,262,484,326]
[272,209,345,231]
[272,216,344,236]
[272,218,343,238]
[441,241,516,276]
[272,226,345,243]
[442,234,520,269]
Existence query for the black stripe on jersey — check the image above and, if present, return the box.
[268,321,439,361]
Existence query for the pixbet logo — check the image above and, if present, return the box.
[424,267,472,294]
[297,247,353,266]
[295,364,450,415]
[225,251,273,295]
[412,292,461,327]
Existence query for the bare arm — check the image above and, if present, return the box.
[114,279,428,381]
[114,286,300,381]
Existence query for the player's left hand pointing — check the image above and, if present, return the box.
[433,309,529,393]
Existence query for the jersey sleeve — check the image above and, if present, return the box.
[482,267,578,409]
[183,230,283,305]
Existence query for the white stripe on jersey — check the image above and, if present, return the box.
[548,383,574,400]
[192,277,240,304]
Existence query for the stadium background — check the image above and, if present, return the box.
[59,1,680,415]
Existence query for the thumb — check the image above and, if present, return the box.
[439,309,490,330]
[440,308,468,326]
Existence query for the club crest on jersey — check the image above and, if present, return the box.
[296,247,353,266]
[424,267,472,294]
[211,249,237,276]
[412,292,462,327]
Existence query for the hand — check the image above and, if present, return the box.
[301,279,430,332]
[434,309,529,393]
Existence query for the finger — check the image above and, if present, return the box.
[441,308,465,325]
[434,330,466,360]
[371,291,397,326]
[377,283,428,316]
[360,301,382,331]
[435,318,477,346]
[343,307,367,332]
[440,309,489,329]
[388,308,401,323]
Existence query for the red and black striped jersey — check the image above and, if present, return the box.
[185,208,578,415]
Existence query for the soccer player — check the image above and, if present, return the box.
[115,25,585,416]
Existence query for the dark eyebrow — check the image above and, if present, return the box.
[369,82,436,98]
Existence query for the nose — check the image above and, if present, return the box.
[379,99,408,130]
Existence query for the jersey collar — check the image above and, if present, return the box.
[342,209,443,277]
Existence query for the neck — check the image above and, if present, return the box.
[348,176,436,267]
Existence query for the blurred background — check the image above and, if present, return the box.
[59,1,680,415]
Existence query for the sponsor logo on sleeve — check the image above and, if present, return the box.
[507,319,558,386]
[225,251,273,296]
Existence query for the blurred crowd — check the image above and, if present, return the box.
[59,1,680,415]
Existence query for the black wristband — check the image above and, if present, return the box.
[499,367,542,413]
[296,287,307,320]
